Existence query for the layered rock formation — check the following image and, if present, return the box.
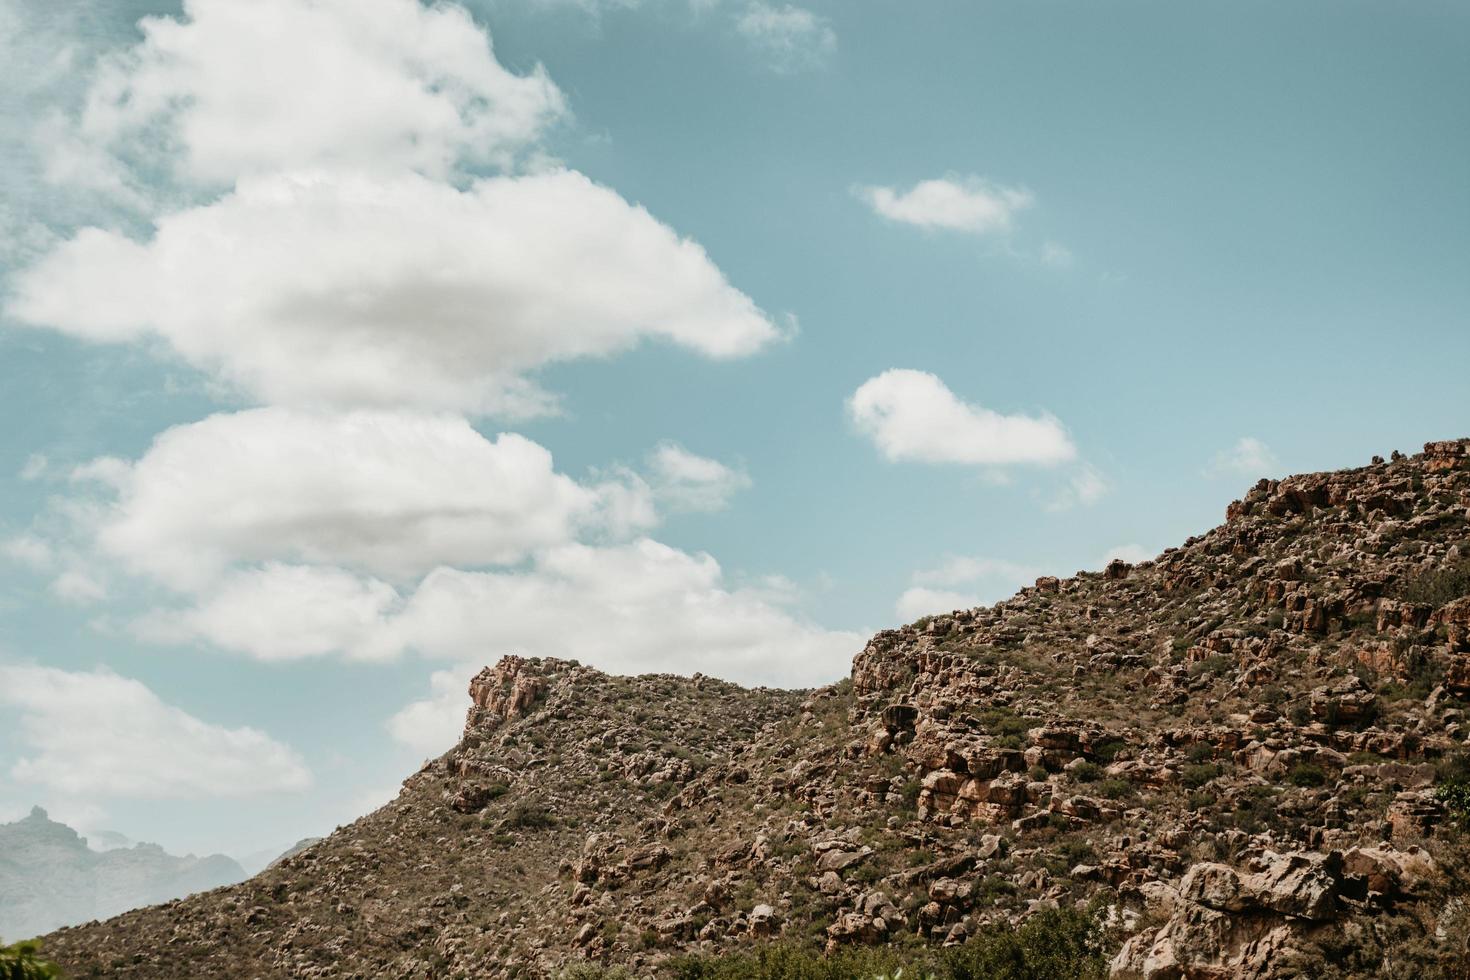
[0,807,245,942]
[38,440,1470,978]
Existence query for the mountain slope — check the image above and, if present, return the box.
[41,439,1470,979]
[0,808,245,942]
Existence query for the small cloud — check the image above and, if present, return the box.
[1207,437,1279,478]
[912,556,1038,588]
[646,442,751,513]
[895,587,981,621]
[1046,464,1109,511]
[1040,241,1074,268]
[856,175,1032,235]
[734,3,836,73]
[848,369,1075,466]
[896,554,1041,621]
[387,668,471,757]
[20,454,48,481]
[69,456,130,488]
[1100,543,1151,567]
[2,535,55,570]
[50,569,107,605]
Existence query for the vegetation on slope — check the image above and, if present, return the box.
[563,906,1106,979]
[0,941,63,980]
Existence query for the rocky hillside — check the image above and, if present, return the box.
[0,807,245,942]
[39,440,1470,979]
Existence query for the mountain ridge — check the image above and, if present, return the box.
[0,807,246,943]
[37,438,1470,978]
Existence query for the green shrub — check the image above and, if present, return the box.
[900,779,923,810]
[943,906,1107,980]
[1185,744,1216,764]
[1187,655,1231,679]
[1287,763,1327,788]
[0,941,63,979]
[1097,779,1133,800]
[505,800,557,831]
[1435,781,1470,828]
[1069,761,1102,783]
[978,709,1032,739]
[1182,763,1223,789]
[1396,558,1470,607]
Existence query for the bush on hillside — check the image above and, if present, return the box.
[1396,558,1470,607]
[0,940,63,980]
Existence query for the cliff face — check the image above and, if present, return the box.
[0,807,245,941]
[38,440,1470,979]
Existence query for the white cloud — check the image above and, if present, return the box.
[734,3,836,72]
[1040,241,1074,268]
[895,587,981,622]
[1101,543,1151,566]
[80,408,614,590]
[896,554,1041,621]
[1047,463,1109,511]
[379,539,863,754]
[857,175,1032,235]
[912,555,1039,589]
[49,569,107,604]
[19,453,48,481]
[0,664,310,798]
[387,668,469,756]
[647,441,751,512]
[393,538,862,687]
[2,534,55,570]
[1207,436,1279,478]
[847,369,1075,466]
[55,0,564,192]
[11,170,781,416]
[134,564,402,663]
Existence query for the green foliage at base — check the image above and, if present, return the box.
[0,941,63,980]
[1436,781,1470,828]
[659,906,1106,980]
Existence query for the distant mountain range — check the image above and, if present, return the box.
[0,806,246,941]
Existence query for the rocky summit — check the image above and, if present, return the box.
[38,440,1470,978]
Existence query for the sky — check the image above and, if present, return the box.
[0,0,1466,860]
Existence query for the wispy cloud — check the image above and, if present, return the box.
[0,664,310,798]
[647,441,752,512]
[734,3,836,72]
[1047,463,1109,511]
[1207,436,1279,478]
[895,555,1041,621]
[857,175,1033,235]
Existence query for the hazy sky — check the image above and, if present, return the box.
[1,0,1466,858]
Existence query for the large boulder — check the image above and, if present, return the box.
[1111,852,1343,979]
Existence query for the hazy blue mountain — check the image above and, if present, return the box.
[0,807,245,941]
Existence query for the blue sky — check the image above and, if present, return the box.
[0,0,1466,859]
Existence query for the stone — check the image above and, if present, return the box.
[749,904,780,936]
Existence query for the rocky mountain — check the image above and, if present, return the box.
[36,439,1470,978]
[0,807,245,942]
